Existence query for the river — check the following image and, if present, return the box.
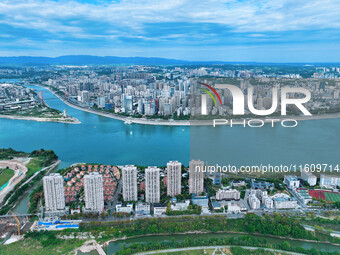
[0,85,339,214]
[77,232,340,254]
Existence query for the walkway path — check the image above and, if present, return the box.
[0,159,28,203]
[135,245,304,255]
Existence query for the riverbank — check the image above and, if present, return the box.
[101,230,340,247]
[40,84,340,126]
[0,114,81,124]
[72,230,340,255]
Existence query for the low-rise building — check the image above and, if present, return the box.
[251,179,274,190]
[272,194,298,209]
[212,200,222,210]
[153,204,167,215]
[284,175,300,190]
[171,200,190,211]
[192,194,209,208]
[295,188,312,205]
[231,180,246,188]
[227,202,241,214]
[216,189,240,201]
[116,203,133,214]
[135,202,151,216]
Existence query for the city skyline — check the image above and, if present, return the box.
[1,0,340,62]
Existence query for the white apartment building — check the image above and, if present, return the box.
[216,189,240,201]
[320,174,340,188]
[122,165,138,201]
[284,175,300,190]
[252,190,273,209]
[189,160,204,195]
[83,172,104,213]
[301,170,317,186]
[248,194,261,210]
[43,173,66,215]
[167,161,182,197]
[145,166,160,203]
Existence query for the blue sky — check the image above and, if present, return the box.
[1,0,340,62]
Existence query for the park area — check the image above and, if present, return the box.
[308,190,340,202]
[0,168,14,188]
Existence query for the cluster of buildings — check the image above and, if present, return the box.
[17,64,337,119]
[0,83,40,112]
[42,159,340,217]
[284,172,340,205]
[43,66,191,117]
[121,160,204,203]
[43,165,120,215]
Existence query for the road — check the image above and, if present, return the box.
[109,178,122,216]
[302,224,340,237]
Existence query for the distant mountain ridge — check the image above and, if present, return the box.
[0,55,338,66]
[0,55,191,65]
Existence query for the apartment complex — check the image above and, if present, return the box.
[216,189,240,201]
[43,173,66,215]
[189,160,204,195]
[145,166,160,203]
[122,165,138,201]
[167,161,182,197]
[320,174,340,187]
[301,170,317,186]
[83,172,104,213]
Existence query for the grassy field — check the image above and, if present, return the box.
[324,192,340,202]
[0,168,14,187]
[1,105,62,118]
[0,237,86,255]
[26,157,45,176]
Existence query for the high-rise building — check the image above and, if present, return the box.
[145,166,160,203]
[124,95,133,113]
[189,160,204,195]
[97,96,106,108]
[84,172,104,213]
[43,173,66,214]
[81,90,89,103]
[167,161,182,197]
[122,165,138,201]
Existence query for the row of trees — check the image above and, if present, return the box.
[116,235,340,255]
[79,213,338,244]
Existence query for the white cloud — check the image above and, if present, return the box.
[0,0,340,37]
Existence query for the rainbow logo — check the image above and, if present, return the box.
[198,82,222,107]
